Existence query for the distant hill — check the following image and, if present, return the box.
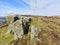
[0,17,6,23]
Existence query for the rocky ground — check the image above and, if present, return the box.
[0,16,60,45]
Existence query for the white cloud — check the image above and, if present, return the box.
[22,0,60,16]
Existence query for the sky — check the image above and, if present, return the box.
[0,0,60,16]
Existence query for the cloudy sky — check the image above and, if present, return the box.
[0,0,60,16]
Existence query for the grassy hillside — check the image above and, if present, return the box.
[0,16,60,45]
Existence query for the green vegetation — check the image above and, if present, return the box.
[0,27,13,45]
